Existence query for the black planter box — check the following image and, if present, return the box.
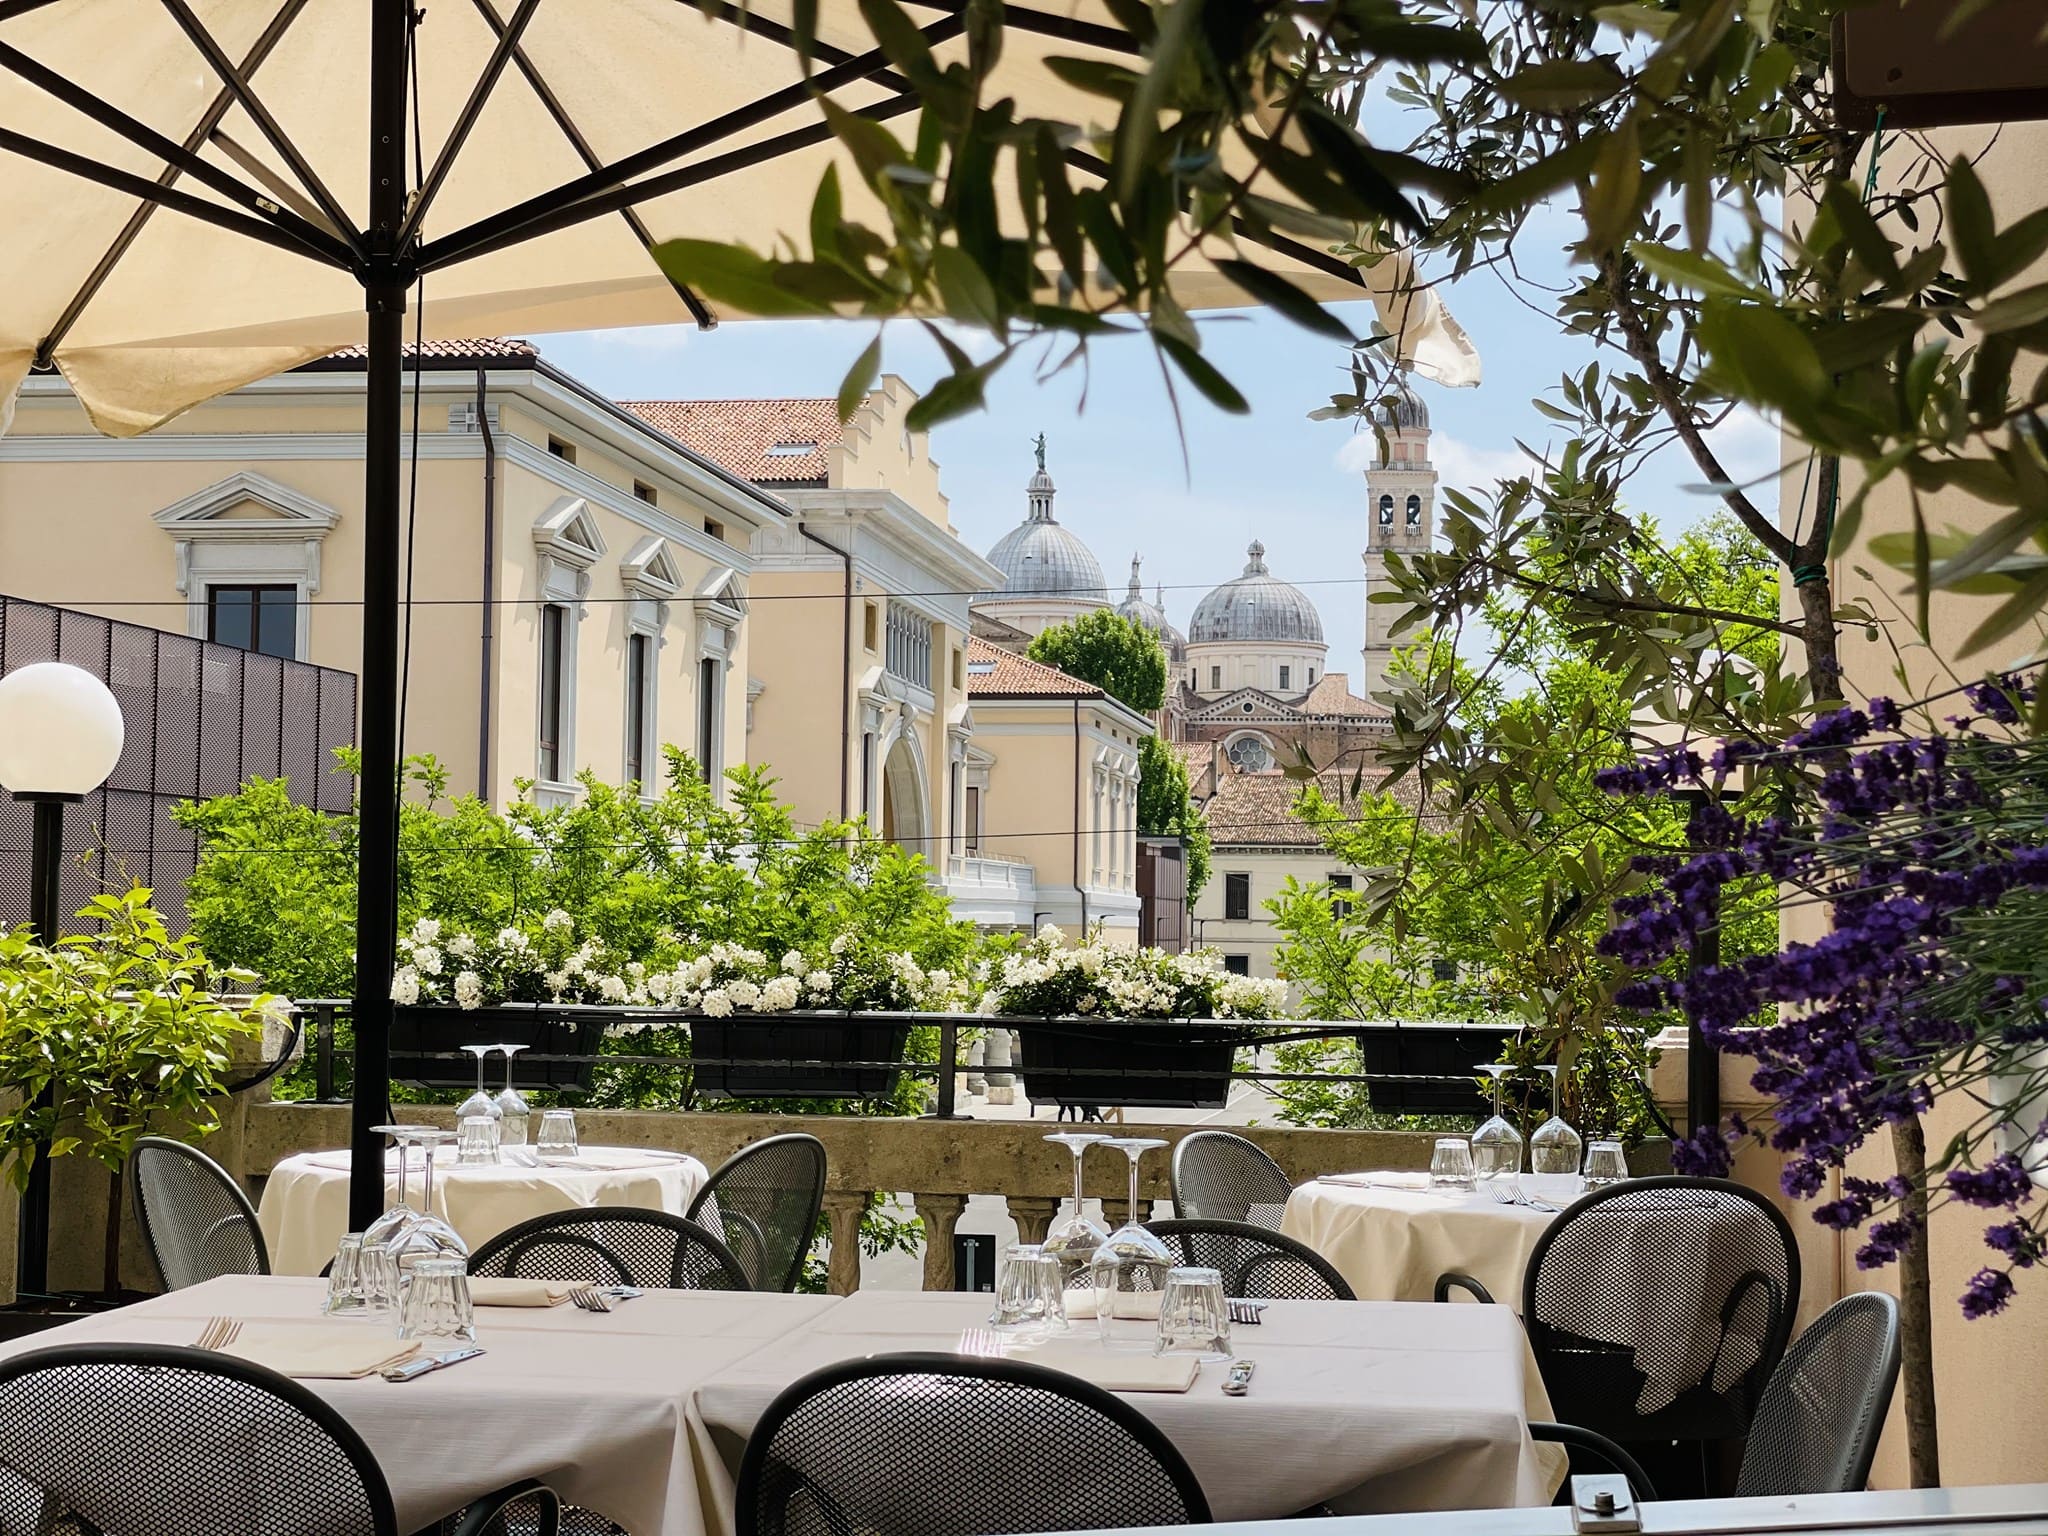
[1355,1019,1521,1115]
[389,1005,605,1095]
[1014,1019,1246,1110]
[690,1015,911,1101]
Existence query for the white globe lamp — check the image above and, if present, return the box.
[0,661,125,940]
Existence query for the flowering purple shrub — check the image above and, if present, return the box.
[1595,671,2048,1317]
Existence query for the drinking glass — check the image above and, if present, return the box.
[494,1044,531,1151]
[1472,1064,1525,1202]
[384,1129,468,1273]
[990,1244,1066,1337]
[362,1125,423,1254]
[1041,1131,1111,1275]
[1095,1137,1173,1269]
[457,1045,503,1128]
[1089,1249,1153,1354]
[1430,1137,1477,1194]
[456,1114,501,1166]
[398,1256,475,1344]
[1527,1064,1585,1176]
[536,1109,579,1163]
[1584,1141,1629,1189]
[324,1234,374,1315]
[1155,1267,1232,1363]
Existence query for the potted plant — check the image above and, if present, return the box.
[0,888,286,1302]
[995,929,1290,1110]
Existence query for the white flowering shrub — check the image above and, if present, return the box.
[991,925,1289,1021]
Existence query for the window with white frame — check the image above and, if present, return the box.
[625,632,653,788]
[539,603,568,783]
[696,656,718,783]
[532,497,604,791]
[154,472,340,663]
[620,536,680,794]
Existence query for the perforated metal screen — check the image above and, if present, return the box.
[0,595,356,935]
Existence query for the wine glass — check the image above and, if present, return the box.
[458,1045,503,1127]
[1041,1131,1111,1274]
[494,1044,532,1151]
[1093,1137,1173,1270]
[1528,1064,1584,1176]
[362,1124,423,1253]
[384,1128,468,1273]
[1472,1064,1525,1201]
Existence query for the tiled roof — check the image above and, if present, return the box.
[1297,672,1389,718]
[619,397,843,484]
[303,337,540,368]
[970,609,1035,650]
[1195,763,1421,847]
[963,637,1103,699]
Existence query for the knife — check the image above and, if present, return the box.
[381,1346,485,1382]
[1221,1359,1255,1396]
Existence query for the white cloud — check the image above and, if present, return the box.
[1334,427,1535,495]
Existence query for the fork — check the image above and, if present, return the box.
[568,1284,613,1313]
[1227,1300,1266,1326]
[955,1327,1005,1358]
[194,1316,241,1351]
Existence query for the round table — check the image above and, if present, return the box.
[1281,1172,1555,1308]
[257,1144,710,1276]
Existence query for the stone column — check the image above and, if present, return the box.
[1006,1195,1059,1246]
[822,1191,869,1296]
[913,1193,969,1291]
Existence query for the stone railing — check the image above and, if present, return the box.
[223,1102,1453,1295]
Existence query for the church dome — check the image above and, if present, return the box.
[983,455,1108,600]
[1116,555,1185,656]
[1188,542,1324,645]
[1369,374,1429,431]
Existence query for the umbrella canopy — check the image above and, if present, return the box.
[0,0,1478,1228]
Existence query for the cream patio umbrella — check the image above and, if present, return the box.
[0,0,1480,1231]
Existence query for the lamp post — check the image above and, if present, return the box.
[0,662,125,1298]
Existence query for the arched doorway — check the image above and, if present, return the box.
[880,732,929,855]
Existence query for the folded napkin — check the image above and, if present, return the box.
[220,1325,420,1380]
[1062,1291,1165,1322]
[467,1278,575,1308]
[1317,1171,1432,1191]
[1017,1343,1199,1394]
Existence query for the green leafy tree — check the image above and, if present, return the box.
[1135,734,1211,901]
[1026,610,1168,713]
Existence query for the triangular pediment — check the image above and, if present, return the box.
[1189,686,1293,721]
[695,565,746,618]
[621,535,683,599]
[533,495,605,569]
[153,472,340,534]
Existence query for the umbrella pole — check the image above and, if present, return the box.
[348,0,410,1232]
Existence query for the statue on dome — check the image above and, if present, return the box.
[1032,432,1047,471]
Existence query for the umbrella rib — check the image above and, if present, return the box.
[0,125,352,269]
[0,41,356,269]
[31,0,319,368]
[424,94,921,275]
[394,0,543,250]
[418,20,959,274]
[463,0,714,328]
[158,0,362,252]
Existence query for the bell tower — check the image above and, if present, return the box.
[1360,375,1436,701]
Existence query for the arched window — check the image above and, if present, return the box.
[1377,494,1393,526]
[1226,734,1276,773]
[1405,494,1422,527]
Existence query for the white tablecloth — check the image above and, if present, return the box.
[1281,1176,1554,1310]
[690,1289,1565,1527]
[258,1145,709,1276]
[0,1276,835,1535]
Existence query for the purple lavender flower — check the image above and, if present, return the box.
[1985,1220,2045,1268]
[1962,1267,2016,1319]
[1945,1155,2036,1209]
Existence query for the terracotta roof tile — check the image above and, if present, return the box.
[304,337,540,367]
[963,637,1104,698]
[619,397,844,484]
[1297,671,1389,718]
[1195,763,1420,846]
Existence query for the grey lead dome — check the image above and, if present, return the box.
[984,463,1109,599]
[1368,375,1430,431]
[1188,542,1325,645]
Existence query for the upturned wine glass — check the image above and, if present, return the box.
[1040,1131,1111,1273]
[1527,1064,1584,1176]
[1472,1064,1525,1198]
[494,1043,532,1149]
[457,1045,503,1127]
[362,1124,424,1253]
[1093,1137,1173,1270]
[383,1128,468,1272]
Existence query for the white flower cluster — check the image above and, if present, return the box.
[992,928,1289,1021]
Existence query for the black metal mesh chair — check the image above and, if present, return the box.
[127,1136,269,1292]
[467,1208,750,1291]
[1522,1176,1800,1451]
[735,1353,1211,1535]
[1148,1218,1356,1301]
[1169,1130,1293,1229]
[686,1134,826,1294]
[1734,1291,1901,1497]
[0,1343,558,1536]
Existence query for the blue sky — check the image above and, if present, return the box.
[535,229,1779,681]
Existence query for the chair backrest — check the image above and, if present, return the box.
[1735,1292,1902,1497]
[1522,1176,1800,1444]
[1147,1218,1356,1301]
[0,1343,397,1536]
[735,1352,1211,1535]
[686,1133,827,1293]
[127,1136,269,1292]
[467,1207,752,1290]
[1169,1130,1292,1229]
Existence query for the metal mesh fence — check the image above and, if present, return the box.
[0,594,357,935]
